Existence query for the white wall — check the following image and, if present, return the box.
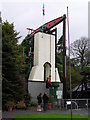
[28,32,60,82]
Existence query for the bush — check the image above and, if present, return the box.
[16,100,26,109]
[24,93,31,107]
[5,101,15,110]
[30,101,37,107]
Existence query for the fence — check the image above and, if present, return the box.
[57,99,90,110]
[29,96,90,111]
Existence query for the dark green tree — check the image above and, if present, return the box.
[2,21,26,109]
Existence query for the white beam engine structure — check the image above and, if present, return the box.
[24,14,66,100]
[29,32,60,83]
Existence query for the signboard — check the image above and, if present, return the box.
[56,90,63,99]
[66,101,71,105]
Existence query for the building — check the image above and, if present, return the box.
[88,1,90,64]
[28,32,61,102]
[88,1,90,39]
[25,15,66,102]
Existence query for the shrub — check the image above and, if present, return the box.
[16,100,26,109]
[24,93,31,107]
[30,101,37,107]
[5,101,15,110]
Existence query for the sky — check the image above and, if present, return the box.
[0,0,90,44]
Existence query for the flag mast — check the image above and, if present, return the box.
[41,3,45,34]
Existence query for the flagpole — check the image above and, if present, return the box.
[67,6,72,120]
[42,3,45,37]
[42,3,44,25]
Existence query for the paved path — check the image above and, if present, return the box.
[2,107,88,119]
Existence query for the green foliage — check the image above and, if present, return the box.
[30,101,37,106]
[5,101,15,110]
[22,36,34,80]
[57,53,63,64]
[24,93,31,107]
[57,61,82,94]
[56,63,63,82]
[57,36,63,53]
[81,66,90,75]
[56,50,83,98]
[56,36,90,98]
[16,101,26,109]
[66,66,83,91]
[70,37,90,98]
[16,44,27,74]
[2,21,26,109]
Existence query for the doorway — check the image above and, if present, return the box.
[44,62,51,81]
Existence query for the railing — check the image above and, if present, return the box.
[30,97,90,111]
[57,99,90,110]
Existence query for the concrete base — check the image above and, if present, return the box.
[28,82,49,102]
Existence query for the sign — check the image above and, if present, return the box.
[66,101,71,105]
[56,90,63,99]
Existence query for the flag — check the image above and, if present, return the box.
[43,3,45,16]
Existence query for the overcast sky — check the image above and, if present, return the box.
[1,0,90,44]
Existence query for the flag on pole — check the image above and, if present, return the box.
[43,3,45,16]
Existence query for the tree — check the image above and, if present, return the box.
[57,35,63,53]
[56,36,86,98]
[71,37,89,70]
[2,21,26,109]
[70,37,90,98]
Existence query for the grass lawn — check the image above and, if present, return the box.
[14,114,89,120]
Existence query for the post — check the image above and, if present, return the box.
[87,99,88,110]
[63,14,66,100]
[55,28,57,69]
[55,28,57,83]
[67,6,72,120]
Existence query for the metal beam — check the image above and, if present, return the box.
[63,14,66,99]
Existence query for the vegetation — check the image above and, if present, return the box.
[2,21,27,110]
[2,19,90,110]
[70,37,89,70]
[30,101,37,107]
[14,114,89,119]
[24,93,31,107]
[57,36,90,98]
[70,37,90,97]
[5,101,15,110]
[16,100,26,109]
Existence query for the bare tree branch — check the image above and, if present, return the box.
[70,37,89,69]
